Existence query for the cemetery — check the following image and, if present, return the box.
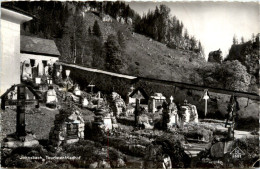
[1,58,259,168]
[0,4,259,169]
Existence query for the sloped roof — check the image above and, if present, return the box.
[59,62,137,80]
[21,35,60,56]
[129,87,149,100]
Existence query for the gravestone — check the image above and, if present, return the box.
[168,96,178,128]
[49,107,85,147]
[46,86,58,108]
[21,60,32,82]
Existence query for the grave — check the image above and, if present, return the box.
[168,96,179,128]
[148,93,166,113]
[180,100,198,124]
[128,87,149,105]
[49,106,85,147]
[46,86,58,108]
[21,60,33,82]
[1,84,41,148]
[107,92,126,117]
[92,107,118,132]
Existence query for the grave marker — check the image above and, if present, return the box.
[1,84,41,138]
[131,91,144,127]
[203,89,210,117]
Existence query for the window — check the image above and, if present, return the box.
[42,60,47,67]
[30,59,35,67]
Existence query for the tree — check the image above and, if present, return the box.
[91,36,104,69]
[232,34,238,45]
[88,26,92,35]
[93,20,102,37]
[61,13,89,64]
[251,33,255,42]
[105,34,123,72]
[184,29,189,40]
[220,60,251,92]
[162,102,169,131]
[241,36,244,44]
[198,41,205,58]
[117,30,126,49]
[190,36,197,51]
[157,5,170,42]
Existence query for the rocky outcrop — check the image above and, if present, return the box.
[208,49,223,63]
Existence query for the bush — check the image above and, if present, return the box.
[198,60,251,92]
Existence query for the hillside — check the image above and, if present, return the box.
[4,1,255,93]
[58,11,206,83]
[54,10,255,92]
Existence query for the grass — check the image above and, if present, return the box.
[0,104,94,140]
[1,107,58,140]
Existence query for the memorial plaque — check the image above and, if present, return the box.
[104,117,113,130]
[66,123,79,139]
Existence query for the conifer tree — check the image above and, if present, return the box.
[233,34,238,45]
[88,26,92,35]
[105,34,122,72]
[117,30,126,49]
[93,20,102,37]
[241,36,244,44]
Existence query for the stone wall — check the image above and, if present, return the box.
[135,80,259,120]
[61,65,133,100]
[61,64,259,120]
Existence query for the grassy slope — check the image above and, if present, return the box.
[83,12,207,83]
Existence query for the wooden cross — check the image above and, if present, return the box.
[131,90,144,127]
[88,84,95,94]
[1,84,41,137]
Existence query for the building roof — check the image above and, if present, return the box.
[151,93,166,100]
[21,35,60,57]
[1,7,32,24]
[129,87,149,100]
[59,62,137,80]
[1,4,35,19]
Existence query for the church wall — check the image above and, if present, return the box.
[0,19,21,95]
[21,53,59,75]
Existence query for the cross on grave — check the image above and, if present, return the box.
[225,94,239,140]
[170,96,174,103]
[1,84,41,138]
[130,86,135,92]
[131,91,144,127]
[202,89,210,117]
[88,84,95,94]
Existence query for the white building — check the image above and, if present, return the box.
[20,35,60,76]
[0,7,32,95]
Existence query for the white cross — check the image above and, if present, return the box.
[203,89,209,116]
[170,96,174,103]
[130,86,135,91]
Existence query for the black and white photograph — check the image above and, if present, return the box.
[0,0,259,168]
